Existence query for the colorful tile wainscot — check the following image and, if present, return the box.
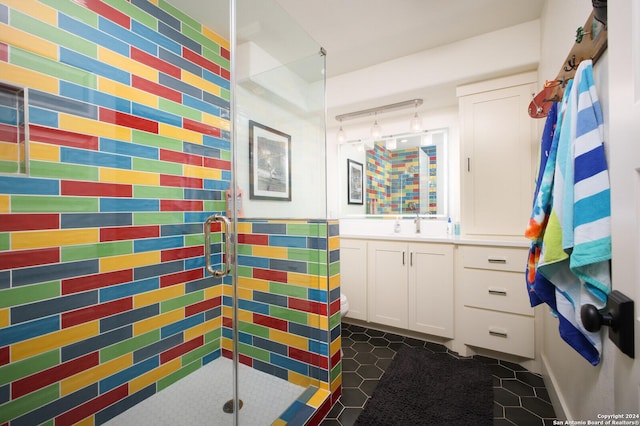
[0,1,340,425]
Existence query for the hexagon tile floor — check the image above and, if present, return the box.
[321,322,557,426]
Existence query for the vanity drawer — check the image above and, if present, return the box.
[460,246,527,273]
[460,268,533,316]
[462,307,534,358]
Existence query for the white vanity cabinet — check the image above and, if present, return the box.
[339,238,368,321]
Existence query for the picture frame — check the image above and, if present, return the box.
[347,159,364,205]
[249,120,292,201]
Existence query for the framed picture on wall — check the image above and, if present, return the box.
[347,159,364,205]
[249,120,292,201]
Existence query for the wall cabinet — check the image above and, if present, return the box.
[339,238,368,321]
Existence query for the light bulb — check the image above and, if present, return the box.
[371,119,382,139]
[410,112,422,132]
[337,125,346,143]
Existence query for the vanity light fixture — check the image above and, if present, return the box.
[337,119,347,143]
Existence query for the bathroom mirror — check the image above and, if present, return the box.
[339,128,448,218]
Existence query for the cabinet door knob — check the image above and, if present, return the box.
[487,258,507,264]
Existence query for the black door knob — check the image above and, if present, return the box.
[580,303,615,332]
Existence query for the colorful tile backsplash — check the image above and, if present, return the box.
[0,1,338,425]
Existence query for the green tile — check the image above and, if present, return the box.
[61,241,132,262]
[132,158,182,175]
[30,160,99,181]
[0,350,59,386]
[203,200,224,212]
[0,384,58,424]
[158,99,201,122]
[220,150,230,161]
[269,306,307,325]
[181,341,219,366]
[330,361,341,383]
[269,282,306,299]
[307,263,329,277]
[133,185,183,200]
[100,330,160,362]
[11,195,99,213]
[160,291,203,313]
[0,160,19,174]
[102,0,157,29]
[238,342,270,363]
[329,312,341,330]
[132,130,182,151]
[39,0,98,27]
[158,0,201,32]
[238,321,270,339]
[236,266,252,278]
[10,47,97,88]
[288,224,321,237]
[0,233,8,251]
[184,234,204,246]
[220,88,230,101]
[180,25,222,55]
[134,212,184,226]
[288,248,321,263]
[237,245,252,256]
[11,10,98,58]
[157,359,200,392]
[204,327,222,343]
[329,262,339,276]
[202,47,229,70]
[0,281,60,309]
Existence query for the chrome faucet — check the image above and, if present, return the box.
[414,213,421,233]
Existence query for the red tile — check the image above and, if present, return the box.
[182,47,221,75]
[160,336,203,364]
[61,180,132,198]
[252,268,287,283]
[289,298,327,316]
[54,384,128,426]
[99,108,158,134]
[62,269,133,294]
[221,47,230,61]
[0,123,18,143]
[307,396,332,426]
[80,0,130,29]
[62,298,133,328]
[253,313,288,332]
[239,353,253,367]
[203,157,231,170]
[0,42,8,62]
[185,296,221,317]
[160,174,203,189]
[130,47,181,79]
[159,149,202,166]
[160,268,203,288]
[220,68,230,81]
[0,346,9,366]
[100,225,159,242]
[222,317,233,329]
[237,234,268,245]
[331,350,341,366]
[12,352,99,399]
[329,298,340,316]
[0,214,59,232]
[161,246,203,262]
[131,75,182,103]
[182,118,221,137]
[222,347,233,359]
[160,200,203,212]
[0,248,59,271]
[289,347,328,369]
[30,125,98,150]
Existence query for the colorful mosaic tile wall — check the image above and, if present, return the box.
[390,148,419,213]
[0,1,337,425]
[365,144,390,214]
[422,145,437,214]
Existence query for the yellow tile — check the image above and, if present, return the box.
[12,228,99,250]
[59,114,132,142]
[329,236,340,251]
[222,305,233,318]
[29,141,60,162]
[134,285,184,308]
[306,388,331,408]
[158,123,202,145]
[330,338,341,357]
[0,62,58,93]
[184,318,219,341]
[74,416,93,426]
[134,309,183,336]
[98,77,158,108]
[221,338,233,351]
[100,167,159,186]
[237,277,269,292]
[271,420,287,426]
[1,0,57,25]
[309,314,328,332]
[329,274,340,290]
[252,246,287,259]
[237,287,252,300]
[100,251,161,273]
[0,195,9,212]
[0,23,57,60]
[0,142,19,162]
[61,354,132,396]
[287,273,318,287]
[99,47,157,83]
[202,112,230,132]
[129,358,181,394]
[12,321,99,361]
[184,164,221,180]
[270,329,307,350]
[182,71,220,96]
[237,309,252,323]
[236,222,252,234]
[202,26,230,50]
[204,286,222,300]
[329,377,340,393]
[287,371,314,389]
[0,308,9,328]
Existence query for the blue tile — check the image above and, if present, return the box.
[131,20,181,55]
[0,105,17,125]
[307,237,327,250]
[182,141,220,158]
[99,356,159,393]
[183,188,220,201]
[100,198,159,212]
[131,0,180,30]
[183,256,206,271]
[98,17,157,56]
[160,313,203,338]
[61,212,132,229]
[12,259,99,287]
[270,353,308,376]
[252,223,287,235]
[11,291,98,324]
[307,339,329,356]
[237,299,270,316]
[58,13,129,57]
[31,87,99,120]
[281,401,315,426]
[307,288,327,303]
[132,102,182,127]
[202,135,230,151]
[330,323,341,342]
[160,223,202,236]
[0,315,59,346]
[29,106,59,127]
[95,384,155,425]
[253,290,288,308]
[203,69,230,91]
[182,94,217,115]
[203,89,230,109]
[253,358,289,381]
[100,138,158,160]
[221,326,232,340]
[159,73,202,99]
[203,306,221,321]
[329,248,340,263]
[329,223,339,236]
[237,255,269,269]
[221,171,231,181]
[0,176,58,195]
[329,286,340,303]
[132,333,182,363]
[100,277,158,303]
[238,331,253,346]
[253,335,288,356]
[0,271,9,289]
[133,235,184,253]
[269,235,307,249]
[100,304,159,332]
[308,365,329,382]
[184,212,213,223]
[185,275,221,293]
[0,4,7,24]
[203,180,228,191]
[158,21,201,54]
[62,325,133,362]
[289,322,328,342]
[61,147,131,169]
[0,383,8,405]
[60,48,130,86]
[203,349,220,365]
[60,81,131,114]
[11,384,99,426]
[133,260,183,280]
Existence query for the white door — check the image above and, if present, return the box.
[609,0,640,413]
[367,241,409,328]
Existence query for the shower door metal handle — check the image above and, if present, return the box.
[204,214,231,277]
